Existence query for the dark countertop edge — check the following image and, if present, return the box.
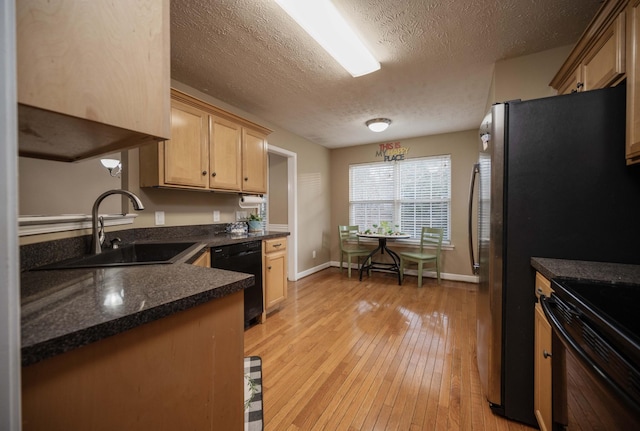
[531,257,640,285]
[21,276,253,367]
[20,232,289,366]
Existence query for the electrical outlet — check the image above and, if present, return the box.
[213,210,220,222]
[236,211,247,221]
[312,250,316,258]
[155,211,165,226]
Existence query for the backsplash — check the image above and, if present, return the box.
[20,224,231,272]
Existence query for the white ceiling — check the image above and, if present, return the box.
[171,0,603,148]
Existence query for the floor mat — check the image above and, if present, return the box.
[244,356,263,431]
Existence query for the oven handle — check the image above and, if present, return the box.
[540,295,636,409]
[540,295,583,356]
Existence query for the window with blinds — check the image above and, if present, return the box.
[349,155,451,241]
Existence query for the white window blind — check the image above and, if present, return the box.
[349,155,451,241]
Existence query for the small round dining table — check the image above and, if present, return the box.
[356,232,410,284]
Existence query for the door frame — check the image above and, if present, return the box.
[267,145,298,281]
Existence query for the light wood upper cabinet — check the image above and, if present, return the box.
[582,13,626,91]
[552,6,625,94]
[626,0,640,162]
[550,0,640,164]
[557,68,583,95]
[242,129,269,194]
[210,116,243,191]
[164,100,209,188]
[140,89,272,193]
[17,0,171,162]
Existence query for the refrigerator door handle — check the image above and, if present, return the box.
[468,163,480,275]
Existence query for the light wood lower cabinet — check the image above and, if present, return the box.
[534,273,553,431]
[263,238,288,312]
[192,249,211,268]
[139,89,270,193]
[22,291,244,431]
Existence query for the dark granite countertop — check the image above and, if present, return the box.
[21,230,289,366]
[531,257,640,284]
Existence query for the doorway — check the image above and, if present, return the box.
[267,145,298,281]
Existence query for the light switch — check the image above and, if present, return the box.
[155,211,165,225]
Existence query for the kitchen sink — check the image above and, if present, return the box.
[34,242,201,270]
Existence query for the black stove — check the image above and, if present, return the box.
[542,279,640,430]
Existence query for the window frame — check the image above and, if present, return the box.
[348,155,452,244]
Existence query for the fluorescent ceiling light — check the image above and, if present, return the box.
[273,0,380,77]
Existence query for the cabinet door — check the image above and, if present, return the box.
[17,0,170,141]
[163,101,209,188]
[209,116,242,191]
[582,13,625,91]
[242,129,268,194]
[534,303,553,431]
[265,251,287,309]
[627,0,640,164]
[192,249,210,268]
[557,68,583,95]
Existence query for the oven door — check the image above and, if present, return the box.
[541,294,640,430]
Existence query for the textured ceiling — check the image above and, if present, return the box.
[171,0,603,148]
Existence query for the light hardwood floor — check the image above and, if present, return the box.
[244,268,537,431]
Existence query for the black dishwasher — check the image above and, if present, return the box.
[210,241,263,328]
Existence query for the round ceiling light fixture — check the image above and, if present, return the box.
[366,118,391,132]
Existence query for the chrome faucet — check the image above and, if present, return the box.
[91,189,145,254]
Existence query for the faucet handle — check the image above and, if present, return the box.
[110,237,122,249]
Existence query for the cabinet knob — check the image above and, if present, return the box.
[543,350,552,359]
[244,177,249,181]
[202,171,207,176]
[211,172,216,177]
[268,266,272,270]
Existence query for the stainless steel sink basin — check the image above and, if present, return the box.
[35,242,200,270]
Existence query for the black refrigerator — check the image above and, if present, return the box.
[468,83,640,426]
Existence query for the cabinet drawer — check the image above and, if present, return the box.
[535,272,552,299]
[264,238,287,253]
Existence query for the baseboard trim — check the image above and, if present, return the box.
[327,261,479,284]
[296,262,332,280]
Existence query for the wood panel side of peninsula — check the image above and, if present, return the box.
[21,290,244,431]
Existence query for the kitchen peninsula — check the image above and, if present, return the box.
[20,227,288,431]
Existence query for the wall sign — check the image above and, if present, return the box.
[375,142,410,161]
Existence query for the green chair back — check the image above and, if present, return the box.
[338,225,361,252]
[338,225,371,277]
[399,227,444,286]
[419,227,444,253]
